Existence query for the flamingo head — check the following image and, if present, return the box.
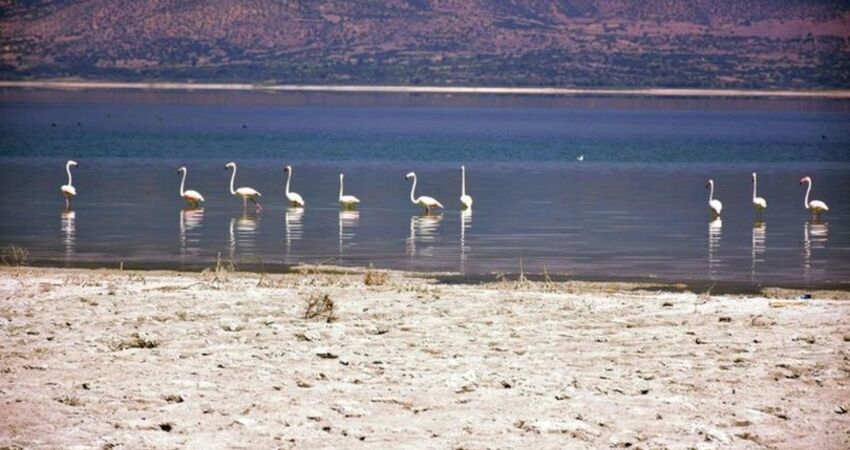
[405,172,415,180]
[67,160,78,168]
[284,165,292,172]
[705,179,713,189]
[800,176,811,185]
[339,173,344,180]
[461,165,465,172]
[177,166,186,174]
[225,162,235,170]
[751,172,756,182]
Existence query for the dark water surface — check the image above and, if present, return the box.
[1,89,848,288]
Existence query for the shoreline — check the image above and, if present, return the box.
[3,80,850,99]
[1,265,848,448]
[10,263,850,298]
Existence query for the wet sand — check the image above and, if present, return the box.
[1,266,848,449]
[3,80,850,98]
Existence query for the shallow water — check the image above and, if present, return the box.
[1,90,848,287]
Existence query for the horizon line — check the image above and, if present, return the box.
[2,80,850,99]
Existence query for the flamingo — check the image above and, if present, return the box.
[751,172,767,217]
[60,160,78,209]
[338,173,360,209]
[459,165,473,210]
[177,166,205,208]
[577,155,584,162]
[405,171,443,214]
[284,165,305,207]
[800,176,828,220]
[225,162,262,211]
[706,179,722,218]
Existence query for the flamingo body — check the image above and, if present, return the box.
[807,200,829,214]
[751,172,767,214]
[177,166,205,207]
[406,171,443,214]
[459,165,473,210]
[709,199,723,217]
[225,162,262,211]
[338,173,360,209]
[183,190,205,204]
[706,179,722,217]
[284,165,305,207]
[60,160,78,208]
[235,187,261,199]
[460,195,473,209]
[800,176,828,218]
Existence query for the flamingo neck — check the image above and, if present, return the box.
[708,182,714,203]
[286,169,292,195]
[66,162,73,186]
[752,175,757,201]
[229,166,236,195]
[339,176,344,200]
[409,175,418,203]
[180,170,187,196]
[804,180,811,208]
[461,168,466,197]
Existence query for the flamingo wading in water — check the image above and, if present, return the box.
[459,165,473,210]
[338,173,360,209]
[751,172,767,218]
[225,162,262,211]
[61,160,78,209]
[406,171,443,214]
[800,176,828,220]
[284,165,305,207]
[706,179,723,218]
[177,166,205,208]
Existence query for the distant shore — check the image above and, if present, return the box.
[2,80,850,99]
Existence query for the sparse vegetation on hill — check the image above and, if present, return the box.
[1,0,849,88]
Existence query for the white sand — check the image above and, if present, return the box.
[2,80,850,99]
[1,266,848,449]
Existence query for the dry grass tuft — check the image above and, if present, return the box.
[55,394,83,407]
[364,265,389,286]
[200,253,236,289]
[111,332,160,351]
[304,293,337,323]
[1,245,29,266]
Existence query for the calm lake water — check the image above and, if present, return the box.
[1,89,848,288]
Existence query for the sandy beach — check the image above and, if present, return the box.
[2,80,850,99]
[1,266,848,449]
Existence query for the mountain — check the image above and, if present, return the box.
[2,0,849,89]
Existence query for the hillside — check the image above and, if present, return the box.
[1,0,849,88]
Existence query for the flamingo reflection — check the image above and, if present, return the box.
[229,213,258,259]
[708,217,722,280]
[284,207,304,252]
[179,208,204,257]
[61,209,75,259]
[407,213,442,256]
[750,221,766,283]
[338,210,360,257]
[802,220,828,282]
[460,210,472,270]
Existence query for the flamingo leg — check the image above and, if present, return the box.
[251,197,262,211]
[65,197,70,209]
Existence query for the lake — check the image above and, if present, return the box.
[1,89,848,289]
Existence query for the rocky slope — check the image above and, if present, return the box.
[1,0,849,88]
